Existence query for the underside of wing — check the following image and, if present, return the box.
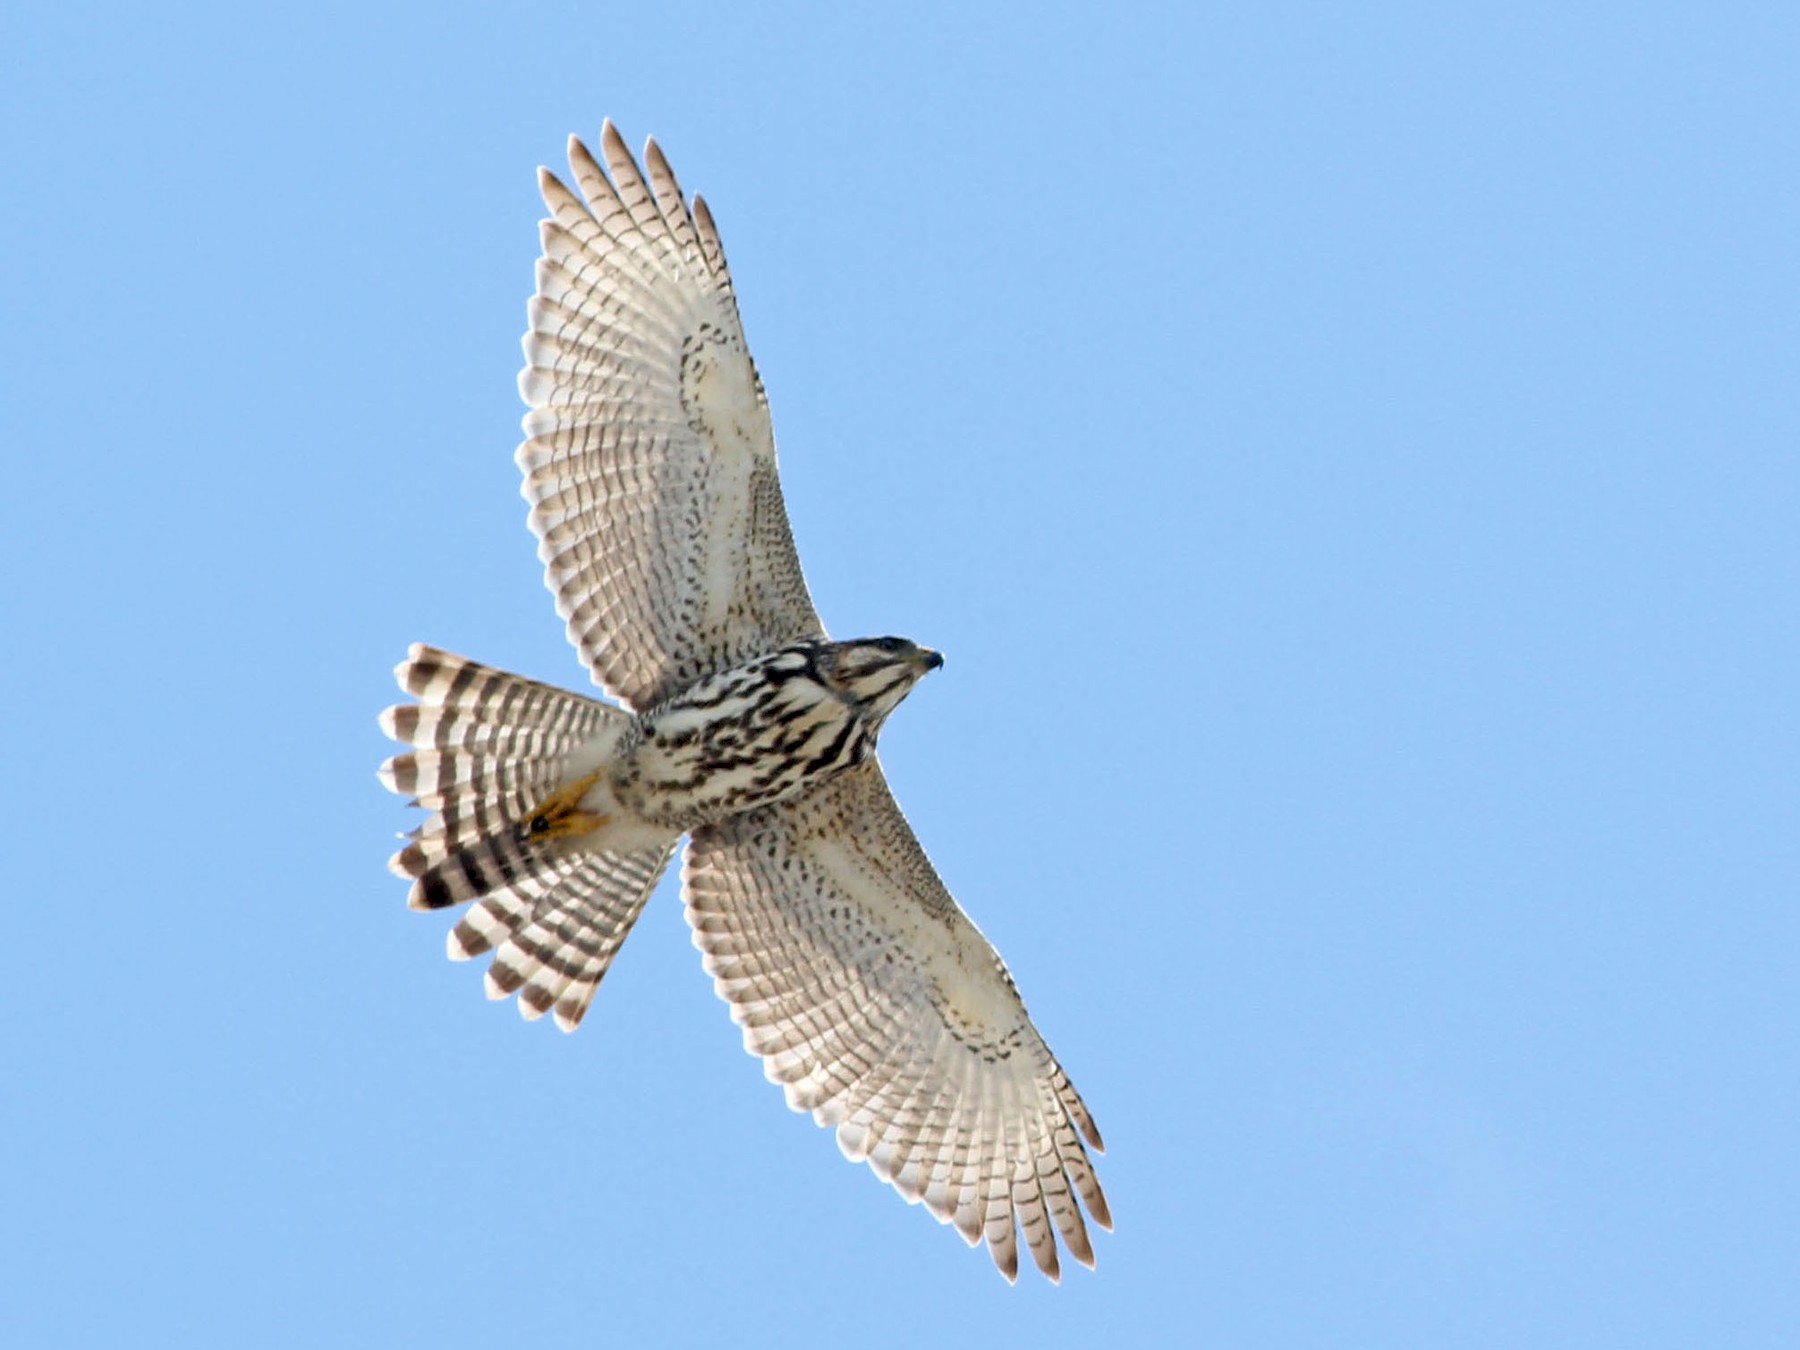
[681,760,1109,1281]
[517,122,823,709]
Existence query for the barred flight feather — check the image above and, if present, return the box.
[515,122,822,711]
[683,760,1108,1282]
[379,644,673,1030]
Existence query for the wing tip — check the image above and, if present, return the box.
[1088,1188,1115,1231]
[536,164,577,221]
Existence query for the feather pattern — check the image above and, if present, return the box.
[379,645,673,1029]
[682,759,1109,1282]
[517,123,823,710]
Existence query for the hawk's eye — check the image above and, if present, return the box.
[529,814,550,835]
[876,637,903,653]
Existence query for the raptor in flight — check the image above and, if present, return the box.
[378,123,1108,1280]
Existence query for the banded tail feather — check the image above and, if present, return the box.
[379,644,674,1030]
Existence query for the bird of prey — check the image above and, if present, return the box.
[377,123,1108,1281]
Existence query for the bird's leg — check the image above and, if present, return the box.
[520,770,610,842]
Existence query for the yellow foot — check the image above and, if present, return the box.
[521,771,610,842]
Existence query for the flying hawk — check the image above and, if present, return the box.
[378,123,1108,1281]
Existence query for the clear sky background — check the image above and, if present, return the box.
[4,2,1796,1345]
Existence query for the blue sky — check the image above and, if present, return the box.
[4,2,1796,1345]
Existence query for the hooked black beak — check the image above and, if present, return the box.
[917,647,944,672]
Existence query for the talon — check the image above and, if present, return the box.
[522,771,610,841]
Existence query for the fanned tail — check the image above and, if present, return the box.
[378,644,673,1030]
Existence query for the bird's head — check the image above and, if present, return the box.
[817,636,943,730]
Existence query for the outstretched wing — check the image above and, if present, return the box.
[681,760,1109,1282]
[517,122,823,710]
